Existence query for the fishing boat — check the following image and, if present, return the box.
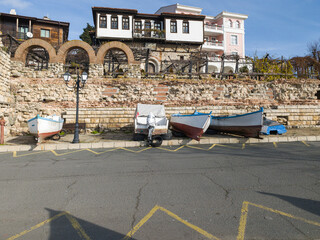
[28,115,64,142]
[209,107,263,138]
[170,110,212,141]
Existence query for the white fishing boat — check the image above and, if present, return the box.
[134,104,170,147]
[210,107,263,138]
[170,111,211,141]
[27,115,64,141]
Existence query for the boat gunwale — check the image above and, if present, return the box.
[211,107,263,120]
[27,115,64,123]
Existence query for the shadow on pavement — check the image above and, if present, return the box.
[46,208,135,240]
[257,192,320,217]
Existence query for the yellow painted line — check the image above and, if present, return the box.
[186,144,216,151]
[301,141,310,147]
[248,201,320,227]
[273,142,278,148]
[13,150,51,158]
[157,145,185,152]
[242,144,246,149]
[123,205,219,240]
[51,149,86,156]
[86,148,122,155]
[158,206,220,240]
[6,211,67,240]
[120,147,152,153]
[237,201,249,240]
[65,212,92,240]
[123,205,160,240]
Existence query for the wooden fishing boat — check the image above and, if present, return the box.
[27,115,64,141]
[170,111,211,141]
[209,107,263,138]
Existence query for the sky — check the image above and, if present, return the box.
[1,0,319,59]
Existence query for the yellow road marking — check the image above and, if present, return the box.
[236,201,320,240]
[158,206,220,240]
[86,148,122,154]
[157,145,185,152]
[123,205,160,240]
[301,141,310,147]
[273,142,278,148]
[6,212,67,240]
[237,201,249,240]
[186,144,216,151]
[51,149,86,156]
[7,211,91,240]
[13,150,51,158]
[123,205,220,240]
[65,212,92,240]
[242,144,246,149]
[120,147,152,153]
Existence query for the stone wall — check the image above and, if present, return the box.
[0,38,13,136]
[6,77,320,135]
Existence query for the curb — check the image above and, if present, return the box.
[0,135,319,153]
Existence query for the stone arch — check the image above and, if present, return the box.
[13,38,57,63]
[148,58,159,73]
[96,41,137,64]
[223,66,234,73]
[208,65,218,73]
[56,40,96,64]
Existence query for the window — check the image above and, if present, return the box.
[122,17,129,30]
[134,20,142,32]
[182,21,189,33]
[231,35,238,45]
[145,21,151,37]
[154,22,161,30]
[111,16,118,29]
[100,15,107,28]
[231,52,238,55]
[229,19,233,28]
[40,29,50,38]
[236,21,240,28]
[170,21,177,33]
[18,26,28,39]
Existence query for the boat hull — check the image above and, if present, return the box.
[28,115,64,140]
[170,113,211,141]
[210,108,263,138]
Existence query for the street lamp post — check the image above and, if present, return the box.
[63,70,88,143]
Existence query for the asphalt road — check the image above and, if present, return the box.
[0,142,319,240]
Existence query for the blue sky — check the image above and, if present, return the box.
[1,0,319,58]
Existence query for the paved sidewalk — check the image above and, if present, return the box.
[1,128,320,152]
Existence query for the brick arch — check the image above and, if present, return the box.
[13,39,57,63]
[56,40,96,64]
[96,41,137,64]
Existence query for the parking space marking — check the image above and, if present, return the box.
[123,205,220,240]
[157,145,185,152]
[13,150,51,158]
[216,144,242,150]
[273,142,278,148]
[186,144,216,151]
[51,149,87,156]
[237,201,320,240]
[6,211,90,240]
[86,148,122,154]
[302,141,310,147]
[242,144,246,149]
[6,211,66,240]
[120,147,153,153]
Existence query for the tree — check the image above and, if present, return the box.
[79,23,95,45]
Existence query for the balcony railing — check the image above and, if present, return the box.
[133,29,165,39]
[203,41,224,47]
[204,24,223,31]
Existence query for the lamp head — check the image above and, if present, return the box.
[81,72,88,84]
[63,72,71,83]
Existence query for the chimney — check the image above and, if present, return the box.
[10,9,17,15]
[43,16,50,20]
